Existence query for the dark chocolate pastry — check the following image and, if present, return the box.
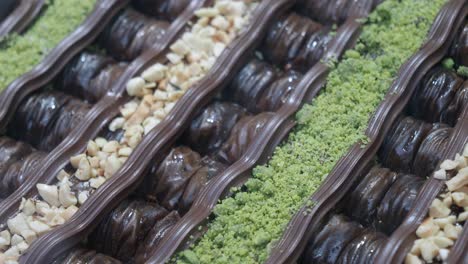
[184,102,248,155]
[132,0,190,20]
[39,97,91,151]
[1,151,45,198]
[227,59,280,113]
[257,70,302,112]
[134,211,181,263]
[409,67,464,125]
[413,126,452,177]
[88,63,128,101]
[217,112,274,164]
[10,91,71,148]
[56,247,121,264]
[144,147,203,210]
[441,80,468,126]
[179,157,228,213]
[99,9,169,61]
[450,21,468,67]
[378,116,433,173]
[337,230,387,264]
[88,199,168,262]
[375,174,424,234]
[0,0,17,22]
[55,51,116,103]
[301,214,362,264]
[344,166,397,226]
[295,0,370,25]
[263,13,331,71]
[0,137,34,175]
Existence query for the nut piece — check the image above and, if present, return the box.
[37,184,60,207]
[433,169,446,180]
[126,77,146,97]
[446,167,468,191]
[28,220,51,235]
[70,154,86,169]
[142,63,167,82]
[419,239,439,262]
[58,180,77,207]
[0,230,11,249]
[429,199,451,218]
[440,159,458,171]
[416,218,439,238]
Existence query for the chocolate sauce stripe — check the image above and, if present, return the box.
[264,1,467,263]
[382,105,468,264]
[145,10,373,264]
[0,0,130,133]
[0,0,207,223]
[0,0,44,37]
[19,0,292,262]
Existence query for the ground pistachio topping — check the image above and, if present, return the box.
[0,0,97,91]
[0,1,259,263]
[406,144,468,264]
[175,0,448,263]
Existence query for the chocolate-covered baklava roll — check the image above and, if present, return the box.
[409,67,464,124]
[227,59,280,113]
[57,247,121,264]
[375,174,424,234]
[0,137,34,175]
[99,9,170,61]
[442,80,468,125]
[55,52,116,102]
[88,199,168,262]
[132,0,190,20]
[1,151,45,198]
[10,92,71,148]
[0,0,17,21]
[378,116,433,173]
[412,126,452,177]
[143,147,203,210]
[301,214,362,264]
[256,70,302,112]
[295,0,367,25]
[39,97,91,151]
[337,230,387,264]
[450,21,468,67]
[263,13,331,71]
[344,166,397,226]
[216,112,274,164]
[184,102,248,154]
[179,157,227,212]
[88,63,128,101]
[134,211,181,263]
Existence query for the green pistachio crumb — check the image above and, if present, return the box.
[176,0,448,263]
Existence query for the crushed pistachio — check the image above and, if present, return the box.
[0,0,97,90]
[177,0,447,263]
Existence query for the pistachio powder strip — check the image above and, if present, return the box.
[174,0,449,263]
[0,0,98,91]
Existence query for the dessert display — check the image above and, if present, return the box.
[0,0,466,263]
[0,0,97,91]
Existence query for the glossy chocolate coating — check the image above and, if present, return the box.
[144,147,202,210]
[179,157,227,213]
[56,248,121,264]
[378,116,433,173]
[450,21,468,67]
[132,0,190,20]
[263,13,331,72]
[0,0,16,21]
[344,166,397,226]
[302,214,362,264]
[1,151,45,198]
[56,52,115,103]
[375,174,424,234]
[88,199,168,262]
[337,230,387,264]
[227,59,280,113]
[295,0,366,25]
[217,112,274,164]
[409,67,464,125]
[88,63,128,101]
[99,8,170,61]
[442,80,468,125]
[257,70,302,112]
[134,211,181,263]
[0,137,33,175]
[413,126,452,177]
[184,102,248,154]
